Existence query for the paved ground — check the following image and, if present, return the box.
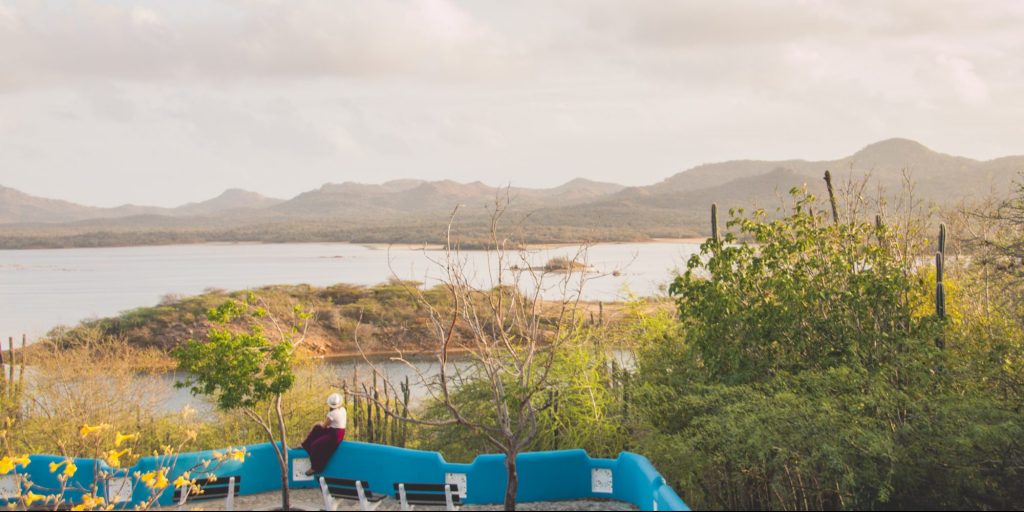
[167,487,638,510]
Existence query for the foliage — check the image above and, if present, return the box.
[175,324,294,411]
[416,337,630,462]
[0,416,245,510]
[668,190,935,384]
[631,189,1024,510]
[172,294,311,510]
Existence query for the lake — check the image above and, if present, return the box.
[0,241,700,341]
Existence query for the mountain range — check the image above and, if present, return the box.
[2,138,1021,248]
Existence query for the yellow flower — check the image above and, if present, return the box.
[207,474,218,483]
[22,491,45,507]
[105,449,130,468]
[172,472,192,489]
[0,454,31,475]
[49,460,64,474]
[71,494,105,511]
[230,450,246,463]
[212,451,224,461]
[154,470,169,490]
[140,469,169,490]
[184,430,197,442]
[79,424,110,438]
[114,432,139,447]
[63,461,77,478]
[161,445,173,456]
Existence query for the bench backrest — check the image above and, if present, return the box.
[393,482,462,506]
[322,476,380,501]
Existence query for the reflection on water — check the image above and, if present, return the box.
[0,242,699,341]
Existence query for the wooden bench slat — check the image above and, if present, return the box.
[321,477,387,503]
[322,477,360,486]
[326,486,382,500]
[403,492,463,505]
[392,482,459,493]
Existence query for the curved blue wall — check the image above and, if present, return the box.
[4,443,688,511]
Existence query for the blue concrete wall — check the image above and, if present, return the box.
[4,442,688,511]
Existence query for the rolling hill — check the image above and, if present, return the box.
[1,138,1021,248]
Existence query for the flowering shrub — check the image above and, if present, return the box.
[0,420,247,510]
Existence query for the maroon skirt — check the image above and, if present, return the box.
[301,425,345,473]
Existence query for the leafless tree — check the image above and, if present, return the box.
[956,179,1024,319]
[351,194,597,510]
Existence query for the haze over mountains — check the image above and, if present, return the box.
[2,138,1022,248]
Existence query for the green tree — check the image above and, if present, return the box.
[668,189,935,385]
[624,186,1024,510]
[173,294,311,511]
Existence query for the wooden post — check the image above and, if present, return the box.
[18,335,25,402]
[0,337,5,401]
[7,337,13,400]
[362,383,373,443]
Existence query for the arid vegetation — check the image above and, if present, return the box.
[4,173,1024,510]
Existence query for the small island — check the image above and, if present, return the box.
[510,256,594,273]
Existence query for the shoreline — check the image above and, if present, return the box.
[0,238,707,252]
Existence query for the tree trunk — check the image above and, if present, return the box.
[504,451,519,511]
[275,395,291,510]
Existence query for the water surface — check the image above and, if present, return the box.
[0,242,699,341]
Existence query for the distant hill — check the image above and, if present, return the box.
[0,187,284,224]
[272,178,625,217]
[1,139,1021,248]
[0,185,105,223]
[174,188,284,216]
[527,138,1023,237]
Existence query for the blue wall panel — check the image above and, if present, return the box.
[3,442,688,510]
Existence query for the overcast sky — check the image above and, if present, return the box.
[1,0,1023,207]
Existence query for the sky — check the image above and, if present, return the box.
[1,0,1023,208]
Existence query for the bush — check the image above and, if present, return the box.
[636,190,1024,510]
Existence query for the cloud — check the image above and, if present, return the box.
[0,0,507,91]
[2,1,1024,207]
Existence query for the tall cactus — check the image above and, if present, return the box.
[938,222,946,256]
[935,223,947,348]
[711,203,719,243]
[824,170,839,224]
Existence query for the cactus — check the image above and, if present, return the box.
[936,251,946,349]
[824,170,839,224]
[711,203,719,243]
[936,252,945,318]
[935,223,947,348]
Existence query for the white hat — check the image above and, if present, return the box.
[327,393,342,409]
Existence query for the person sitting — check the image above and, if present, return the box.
[301,393,347,476]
